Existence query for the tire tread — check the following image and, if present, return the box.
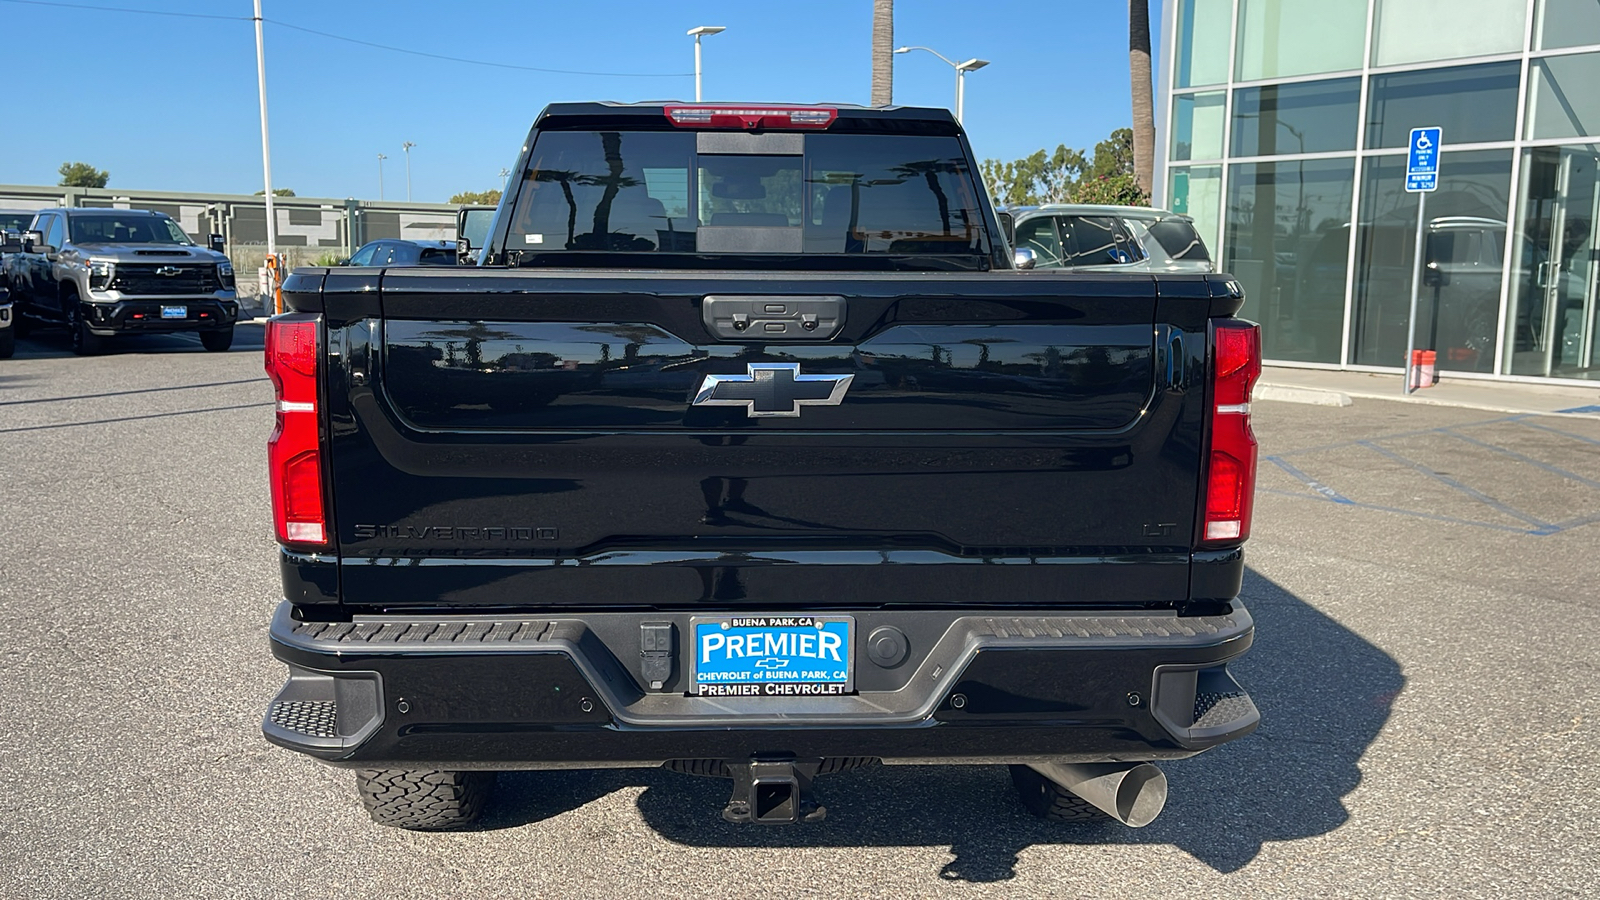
[354,768,494,831]
[1009,765,1111,822]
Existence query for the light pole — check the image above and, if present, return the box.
[687,26,725,102]
[377,153,387,201]
[402,141,415,201]
[894,46,989,124]
[252,0,276,258]
[499,168,512,191]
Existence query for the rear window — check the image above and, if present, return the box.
[1143,218,1211,263]
[504,131,987,259]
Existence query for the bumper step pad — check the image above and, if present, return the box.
[269,700,338,739]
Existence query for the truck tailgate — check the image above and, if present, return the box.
[320,268,1208,610]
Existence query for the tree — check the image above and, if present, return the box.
[1087,128,1137,180]
[1129,0,1155,196]
[871,0,893,106]
[1070,173,1148,206]
[255,188,296,197]
[980,145,1084,207]
[58,162,109,188]
[450,189,502,206]
[980,129,1147,209]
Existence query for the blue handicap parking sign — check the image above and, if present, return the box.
[1406,127,1441,193]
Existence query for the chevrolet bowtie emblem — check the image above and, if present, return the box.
[692,363,853,418]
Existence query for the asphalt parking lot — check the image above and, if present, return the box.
[1,325,1596,899]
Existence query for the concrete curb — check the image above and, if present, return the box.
[1329,389,1600,421]
[1256,383,1353,407]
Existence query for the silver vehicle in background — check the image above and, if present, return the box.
[1003,204,1215,274]
[4,208,238,355]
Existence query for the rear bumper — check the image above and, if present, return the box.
[263,601,1258,768]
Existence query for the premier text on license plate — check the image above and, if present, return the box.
[160,306,187,319]
[692,616,853,698]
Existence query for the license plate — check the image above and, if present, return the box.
[692,616,854,697]
[160,306,187,319]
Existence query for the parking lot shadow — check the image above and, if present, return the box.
[8,321,265,358]
[480,569,1401,881]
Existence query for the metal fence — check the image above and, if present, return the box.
[0,184,462,305]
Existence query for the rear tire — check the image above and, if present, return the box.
[68,303,105,356]
[199,326,234,352]
[0,327,13,359]
[354,769,495,831]
[1009,765,1111,822]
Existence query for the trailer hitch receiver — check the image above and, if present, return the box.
[722,760,826,824]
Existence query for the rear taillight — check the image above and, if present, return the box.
[663,105,837,130]
[1201,320,1261,546]
[265,315,326,546]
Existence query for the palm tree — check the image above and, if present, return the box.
[1129,0,1155,196]
[871,0,893,106]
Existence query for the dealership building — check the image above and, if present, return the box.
[1154,0,1600,383]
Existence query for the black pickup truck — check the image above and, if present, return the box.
[262,102,1262,831]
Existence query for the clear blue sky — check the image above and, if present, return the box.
[1,0,1162,203]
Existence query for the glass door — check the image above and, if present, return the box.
[1507,146,1600,379]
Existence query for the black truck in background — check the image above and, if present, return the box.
[261,102,1263,830]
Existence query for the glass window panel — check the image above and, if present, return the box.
[1528,54,1600,141]
[1236,0,1366,82]
[1231,78,1361,157]
[1506,146,1600,379]
[1171,92,1226,161]
[1176,0,1232,88]
[1352,151,1513,373]
[1168,165,1223,257]
[1365,63,1520,149]
[1374,0,1526,67]
[1014,217,1065,268]
[1224,158,1356,363]
[1537,0,1600,51]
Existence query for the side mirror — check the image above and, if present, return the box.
[456,237,472,263]
[208,233,226,253]
[23,230,46,253]
[996,211,1015,245]
[1013,247,1038,270]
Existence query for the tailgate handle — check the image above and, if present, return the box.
[1160,326,1187,392]
[703,296,845,341]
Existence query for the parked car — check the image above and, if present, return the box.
[1005,204,1214,274]
[261,101,1263,832]
[342,239,459,267]
[0,231,21,359]
[0,208,36,237]
[4,208,238,354]
[456,205,497,263]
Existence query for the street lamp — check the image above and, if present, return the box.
[894,46,990,124]
[499,167,512,191]
[687,26,726,102]
[402,141,415,202]
[377,153,387,201]
[252,0,276,259]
